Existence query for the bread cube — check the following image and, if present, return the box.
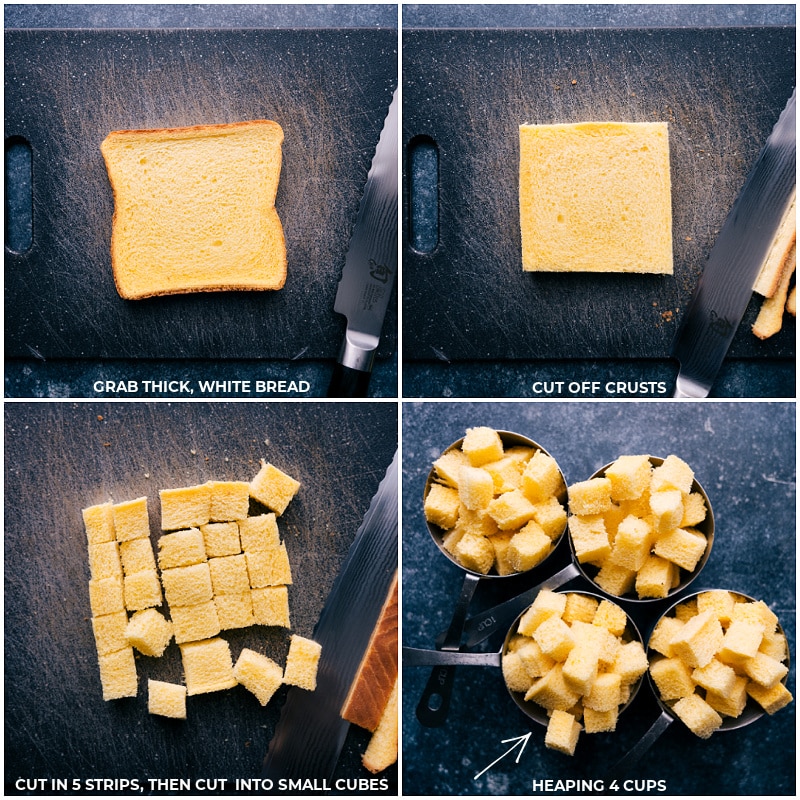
[157,528,207,569]
[609,515,652,571]
[533,614,575,662]
[207,479,250,522]
[742,652,788,688]
[681,492,707,527]
[653,526,706,572]
[544,709,581,755]
[441,526,467,556]
[604,455,652,502]
[484,456,525,493]
[516,638,556,679]
[674,597,698,621]
[562,593,599,625]
[148,679,187,719]
[502,650,533,693]
[208,554,250,595]
[593,562,636,597]
[112,497,150,541]
[119,537,157,575]
[592,599,628,637]
[160,484,211,530]
[508,522,552,572]
[635,555,677,599]
[517,590,567,636]
[180,637,237,695]
[562,644,600,695]
[234,648,284,705]
[161,563,213,607]
[524,665,580,711]
[432,448,470,487]
[705,675,748,718]
[583,705,618,733]
[673,693,723,739]
[696,590,736,624]
[123,570,163,611]
[245,544,293,587]
[691,658,737,696]
[649,656,695,700]
[572,621,619,667]
[170,600,221,644]
[759,629,788,661]
[462,426,504,466]
[452,533,494,574]
[670,610,724,668]
[252,585,291,628]
[200,521,241,558]
[568,515,611,564]
[651,455,694,494]
[649,490,684,534]
[613,640,648,684]
[717,620,763,665]
[424,483,461,529]
[250,460,301,515]
[238,513,281,552]
[746,680,793,714]
[125,608,174,657]
[730,599,779,635]
[454,506,500,538]
[489,531,516,576]
[458,466,494,511]
[283,635,322,690]
[89,577,125,616]
[648,616,684,658]
[583,672,621,712]
[97,647,138,700]
[568,477,612,516]
[83,501,115,544]
[88,541,123,581]
[531,496,567,540]
[521,451,565,503]
[487,490,537,531]
[92,611,130,655]
[215,591,256,630]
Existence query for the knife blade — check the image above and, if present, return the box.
[671,89,796,398]
[327,89,398,397]
[262,450,398,781]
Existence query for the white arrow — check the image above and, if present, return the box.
[473,732,532,780]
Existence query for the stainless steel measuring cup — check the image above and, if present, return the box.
[417,430,568,726]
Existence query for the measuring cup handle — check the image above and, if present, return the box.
[415,573,480,728]
[404,647,502,667]
[462,562,581,648]
[606,710,673,779]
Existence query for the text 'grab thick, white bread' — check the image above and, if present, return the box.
[101,120,287,300]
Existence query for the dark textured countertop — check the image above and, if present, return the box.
[402,401,795,795]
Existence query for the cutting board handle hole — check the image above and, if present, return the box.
[408,135,439,254]
[5,137,33,254]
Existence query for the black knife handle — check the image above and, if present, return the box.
[327,363,371,397]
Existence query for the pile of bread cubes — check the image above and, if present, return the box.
[83,458,322,720]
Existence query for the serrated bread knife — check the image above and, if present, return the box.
[261,450,398,780]
[327,89,398,397]
[671,89,796,398]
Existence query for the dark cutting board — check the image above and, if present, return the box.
[4,402,397,790]
[4,28,396,360]
[402,27,795,362]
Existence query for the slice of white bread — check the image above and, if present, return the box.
[101,120,286,299]
[520,121,673,274]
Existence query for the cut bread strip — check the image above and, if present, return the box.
[752,241,796,339]
[753,193,796,298]
[362,679,398,774]
[786,285,796,316]
[101,120,286,299]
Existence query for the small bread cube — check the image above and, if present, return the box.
[83,501,115,544]
[487,490,537,530]
[251,586,291,627]
[214,592,256,630]
[673,693,722,738]
[674,597,698,621]
[691,658,737,696]
[170,601,221,644]
[452,532,495,574]
[112,497,150,541]
[635,555,677,599]
[648,616,684,657]
[441,526,467,556]
[544,709,581,755]
[161,563,213,608]
[250,460,301,515]
[160,484,211,530]
[517,590,567,636]
[670,610,724,668]
[649,656,695,700]
[489,531,516,576]
[531,496,567,540]
[572,621,619,667]
[157,528,207,569]
[583,672,621,712]
[200,521,241,558]
[208,554,250,595]
[458,466,494,511]
[92,611,130,655]
[568,477,612,516]
[653,526,707,572]
[207,480,250,522]
[125,608,173,657]
[583,705,618,733]
[521,451,565,503]
[604,455,652,502]
[148,679,187,719]
[508,521,552,572]
[502,650,533,693]
[568,515,611,564]
[484,456,525,493]
[759,629,789,661]
[89,577,125,616]
[123,570,163,611]
[525,665,580,711]
[455,506,500,538]
[462,426,504,466]
[593,599,628,637]
[245,544,293,587]
[562,644,600,695]
[88,541,123,581]
[613,640,648,684]
[651,455,694,494]
[283,635,322,690]
[180,637,237,695]
[609,515,652,571]
[730,599,779,635]
[593,561,636,597]
[516,638,556,678]
[119,537,157,575]
[717,620,764,665]
[424,483,461,529]
[432,449,470,487]
[97,647,138,700]
[533,614,575,662]
[681,492,707,527]
[742,652,789,688]
[747,680,793,714]
[649,490,684,534]
[234,648,284,705]
[696,590,736,624]
[562,593,599,625]
[238,514,281,552]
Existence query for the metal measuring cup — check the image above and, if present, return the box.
[417,430,568,727]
